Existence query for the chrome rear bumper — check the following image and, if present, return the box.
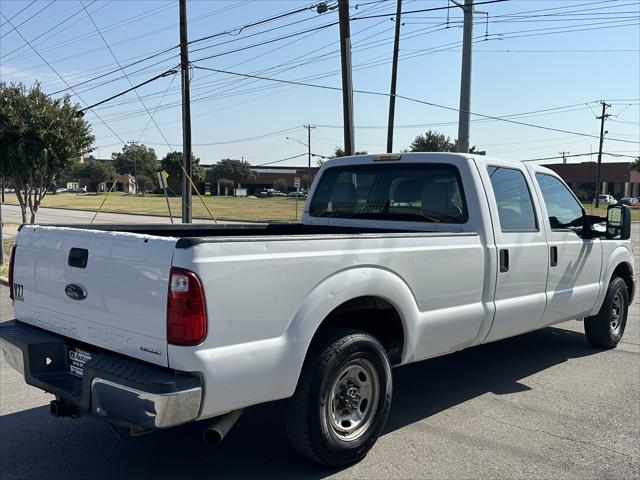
[0,319,202,430]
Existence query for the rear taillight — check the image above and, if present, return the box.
[167,267,207,346]
[8,246,16,301]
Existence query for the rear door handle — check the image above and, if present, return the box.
[550,246,558,267]
[499,249,509,273]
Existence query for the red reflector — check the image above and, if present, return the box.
[167,267,207,346]
[8,246,16,301]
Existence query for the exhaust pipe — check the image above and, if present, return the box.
[203,409,243,445]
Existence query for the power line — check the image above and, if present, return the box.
[44,1,330,97]
[191,65,639,145]
[80,0,174,153]
[3,0,101,59]
[254,153,307,167]
[0,0,54,39]
[191,21,340,64]
[78,69,178,113]
[0,0,37,28]
[137,74,177,143]
[5,2,184,65]
[0,12,126,145]
[522,151,638,162]
[350,0,510,20]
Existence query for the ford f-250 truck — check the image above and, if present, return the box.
[1,153,634,466]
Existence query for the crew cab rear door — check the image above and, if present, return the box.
[11,225,176,367]
[477,161,549,342]
[529,168,603,325]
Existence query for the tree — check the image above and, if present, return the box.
[273,178,289,192]
[0,82,94,223]
[218,178,235,196]
[632,157,640,172]
[111,143,158,194]
[160,151,204,194]
[76,160,117,191]
[410,130,454,152]
[409,130,479,153]
[207,159,255,186]
[333,147,368,158]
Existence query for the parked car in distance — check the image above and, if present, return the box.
[593,194,617,206]
[66,187,87,194]
[55,188,68,193]
[287,190,307,197]
[619,197,639,207]
[257,188,287,197]
[2,152,635,467]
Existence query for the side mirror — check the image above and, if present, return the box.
[606,204,631,240]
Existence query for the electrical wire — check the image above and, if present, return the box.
[191,65,639,145]
[80,0,175,153]
[3,0,102,59]
[0,0,37,28]
[0,12,127,145]
[0,0,54,39]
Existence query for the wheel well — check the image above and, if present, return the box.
[613,262,635,302]
[312,296,405,366]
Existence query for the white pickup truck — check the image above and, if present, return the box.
[1,153,635,466]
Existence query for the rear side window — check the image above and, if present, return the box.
[535,173,584,229]
[487,166,538,232]
[309,163,468,223]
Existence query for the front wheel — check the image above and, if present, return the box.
[284,328,392,466]
[584,276,629,348]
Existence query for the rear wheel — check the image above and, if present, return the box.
[584,276,629,348]
[284,328,392,466]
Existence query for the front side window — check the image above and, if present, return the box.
[535,173,584,229]
[309,163,468,223]
[487,166,538,232]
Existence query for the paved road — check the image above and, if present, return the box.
[1,227,638,479]
[1,204,226,225]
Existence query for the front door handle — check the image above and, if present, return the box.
[550,246,558,267]
[499,249,509,273]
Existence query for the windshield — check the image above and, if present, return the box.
[309,163,468,223]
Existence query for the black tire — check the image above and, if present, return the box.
[284,328,392,466]
[584,276,629,348]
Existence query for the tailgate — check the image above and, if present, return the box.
[12,225,177,367]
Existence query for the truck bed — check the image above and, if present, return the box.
[41,222,433,237]
[36,222,474,246]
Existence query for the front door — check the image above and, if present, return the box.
[478,162,549,342]
[529,169,603,325]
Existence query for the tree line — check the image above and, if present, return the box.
[1,81,484,224]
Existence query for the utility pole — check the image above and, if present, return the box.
[338,0,355,155]
[456,0,474,153]
[304,125,316,190]
[180,0,193,223]
[559,151,570,164]
[386,0,402,153]
[594,101,610,208]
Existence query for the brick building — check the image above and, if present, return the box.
[77,156,136,194]
[543,161,639,200]
[199,165,321,195]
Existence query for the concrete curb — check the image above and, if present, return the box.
[0,276,8,287]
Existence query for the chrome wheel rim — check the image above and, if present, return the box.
[326,358,380,442]
[610,290,624,334]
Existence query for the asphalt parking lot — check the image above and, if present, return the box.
[1,229,638,479]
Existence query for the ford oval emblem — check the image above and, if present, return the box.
[65,284,88,300]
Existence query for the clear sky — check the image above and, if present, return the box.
[1,0,638,167]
